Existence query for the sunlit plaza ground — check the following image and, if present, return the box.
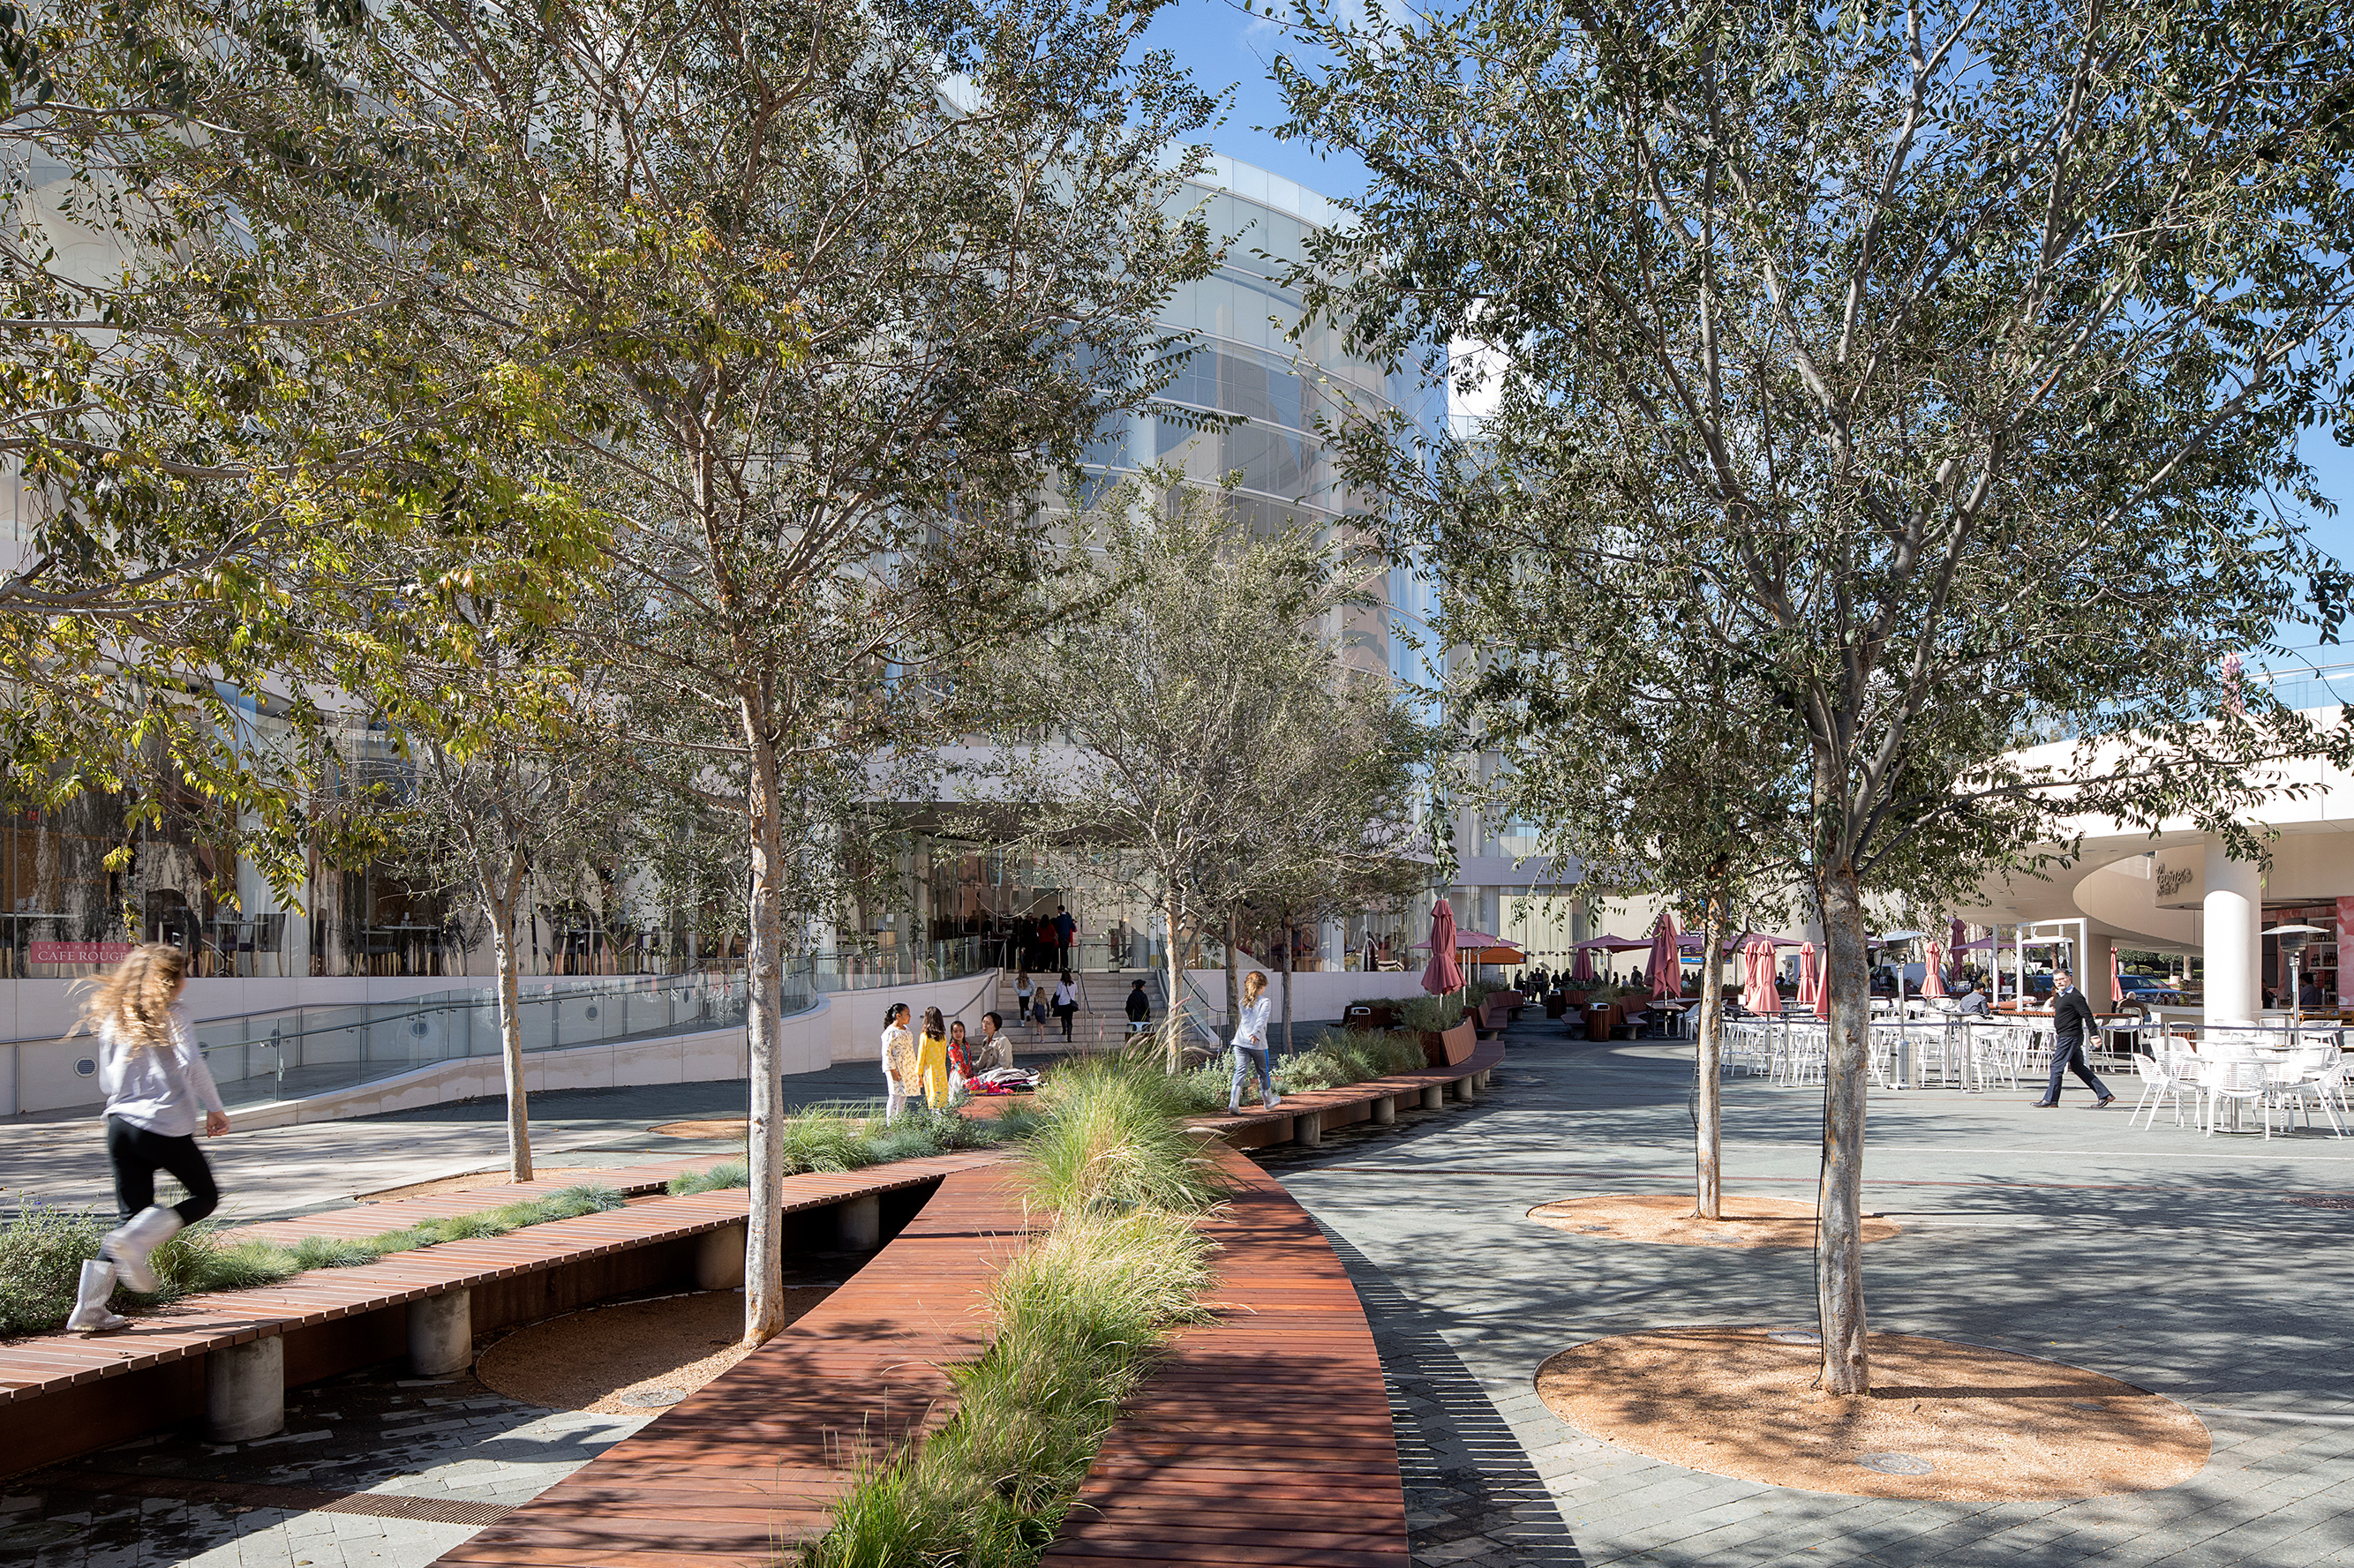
[13,1012,2354,1566]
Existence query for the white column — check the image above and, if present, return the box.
[2202,837,2263,1023]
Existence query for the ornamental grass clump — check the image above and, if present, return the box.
[803,1060,1223,1568]
[1022,1055,1227,1217]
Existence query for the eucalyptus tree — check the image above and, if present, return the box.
[293,0,1217,1344]
[1230,678,1429,1054]
[984,480,1379,1069]
[0,0,471,892]
[1278,0,2354,1390]
[1451,514,1806,1217]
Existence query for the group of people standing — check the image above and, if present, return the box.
[877,1003,1019,1118]
[1011,968,1082,1041]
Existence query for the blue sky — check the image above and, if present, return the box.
[1144,0,2354,643]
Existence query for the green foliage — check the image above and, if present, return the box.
[806,1058,1217,1568]
[1395,994,1464,1033]
[1023,1056,1228,1218]
[0,1202,106,1338]
[1273,1029,1430,1094]
[664,1105,1032,1197]
[1,1184,625,1340]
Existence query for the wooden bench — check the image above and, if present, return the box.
[435,1159,1038,1567]
[1194,1036,1502,1150]
[0,1152,1001,1474]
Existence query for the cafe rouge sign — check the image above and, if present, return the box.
[28,942,134,965]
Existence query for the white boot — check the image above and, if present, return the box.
[66,1259,130,1333]
[102,1205,184,1294]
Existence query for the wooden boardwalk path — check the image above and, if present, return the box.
[1042,1150,1410,1568]
[436,1160,1039,1567]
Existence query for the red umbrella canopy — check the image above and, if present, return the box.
[1421,898,1464,995]
[1798,942,1822,1014]
[1650,911,1681,1000]
[1747,939,1779,1011]
[1571,942,1594,984]
[1922,939,1948,998]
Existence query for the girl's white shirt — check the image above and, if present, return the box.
[1233,995,1273,1051]
[99,1010,226,1138]
[1052,979,1076,1008]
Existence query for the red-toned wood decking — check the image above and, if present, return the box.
[1042,1152,1410,1568]
[5,1039,1502,1565]
[437,1159,1041,1567]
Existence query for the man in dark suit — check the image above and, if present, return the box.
[2034,969,2116,1108]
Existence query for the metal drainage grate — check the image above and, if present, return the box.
[619,1387,688,1407]
[2285,1194,2354,1209]
[1857,1452,1935,1475]
[1768,1329,1823,1345]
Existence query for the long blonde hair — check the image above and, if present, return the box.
[78,942,189,1055]
[1243,971,1267,1003]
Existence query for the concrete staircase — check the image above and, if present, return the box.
[993,970,1159,1054]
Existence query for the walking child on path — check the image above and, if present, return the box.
[68,943,230,1334]
[1014,969,1040,1039]
[1228,970,1280,1114]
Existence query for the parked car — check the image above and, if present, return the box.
[2114,972,2186,1009]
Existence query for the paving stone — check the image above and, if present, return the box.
[1268,1024,2354,1568]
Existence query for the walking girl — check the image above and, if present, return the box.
[1228,971,1280,1114]
[1052,971,1079,1044]
[68,943,229,1334]
[880,1002,916,1122]
[1014,968,1040,1040]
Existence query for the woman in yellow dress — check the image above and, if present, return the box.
[916,1006,954,1111]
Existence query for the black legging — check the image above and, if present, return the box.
[1057,1002,1077,1040]
[105,1115,220,1225]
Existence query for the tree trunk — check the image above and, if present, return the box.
[740,709,790,1347]
[1695,882,1726,1220]
[1162,882,1186,1073]
[1816,860,1872,1393]
[1282,912,1295,1057]
[487,861,532,1184]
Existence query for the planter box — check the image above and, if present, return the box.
[1418,1017,1478,1068]
[1345,1002,1400,1032]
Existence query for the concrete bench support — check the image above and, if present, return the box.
[1452,1076,1477,1103]
[1293,1112,1322,1146]
[408,1288,473,1376]
[1373,1096,1395,1126]
[205,1335,284,1443]
[837,1194,882,1252]
[696,1221,748,1290]
[1420,1084,1444,1111]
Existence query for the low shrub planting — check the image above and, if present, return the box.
[1166,1025,1433,1111]
[804,1058,1222,1568]
[0,1183,625,1339]
[665,1105,1038,1197]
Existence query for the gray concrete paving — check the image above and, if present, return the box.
[1261,1020,2354,1568]
[2,1053,1057,1225]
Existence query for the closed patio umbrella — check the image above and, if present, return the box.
[1421,898,1464,995]
[1571,942,1594,985]
[1921,938,1947,998]
[1650,911,1681,1001]
[1797,942,1821,1014]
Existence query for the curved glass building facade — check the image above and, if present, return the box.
[1091,154,1448,694]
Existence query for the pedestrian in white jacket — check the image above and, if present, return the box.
[68,943,230,1333]
[1228,971,1280,1114]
